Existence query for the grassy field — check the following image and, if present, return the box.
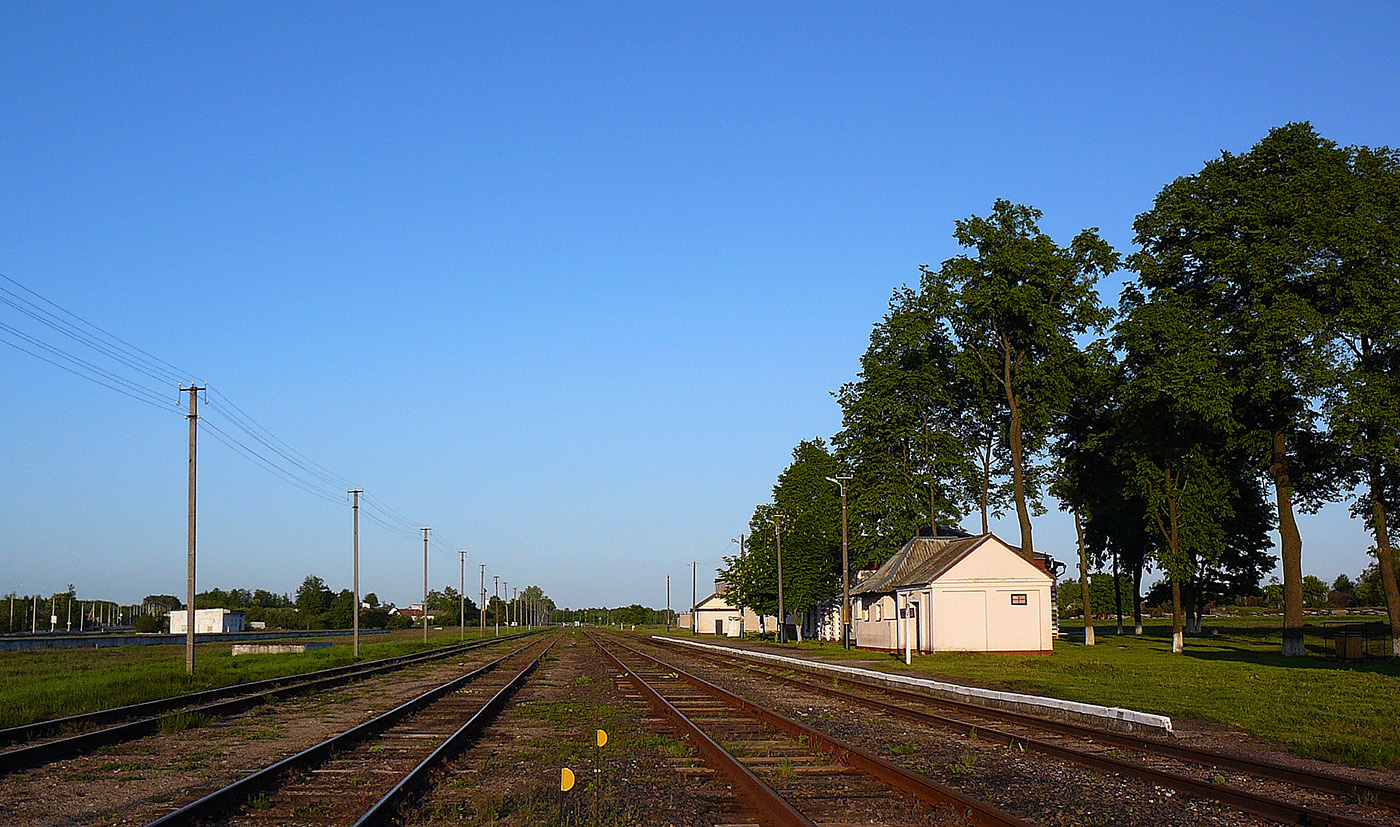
[0,627,514,730]
[658,618,1400,771]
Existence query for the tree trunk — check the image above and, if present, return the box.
[1075,510,1094,646]
[1185,578,1202,635]
[1113,550,1124,635]
[1004,344,1034,560]
[979,440,992,534]
[1271,428,1306,657]
[1369,456,1400,657]
[1132,561,1143,635]
[1171,578,1184,654]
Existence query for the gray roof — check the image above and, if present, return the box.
[852,533,1025,596]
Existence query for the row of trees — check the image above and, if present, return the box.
[724,123,1399,656]
[1060,567,1394,619]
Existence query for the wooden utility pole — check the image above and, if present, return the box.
[688,561,697,634]
[350,489,362,657]
[421,528,430,644]
[181,385,204,674]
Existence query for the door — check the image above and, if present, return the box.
[936,590,988,651]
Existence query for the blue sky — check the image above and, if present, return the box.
[2,3,1397,610]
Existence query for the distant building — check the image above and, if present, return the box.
[852,532,1057,654]
[692,580,777,637]
[168,608,247,635]
[395,605,435,623]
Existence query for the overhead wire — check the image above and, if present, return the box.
[1,272,454,560]
[0,325,183,414]
[0,273,196,387]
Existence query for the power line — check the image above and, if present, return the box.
[0,324,181,413]
[0,273,197,387]
[1,272,451,557]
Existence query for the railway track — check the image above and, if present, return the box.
[0,631,538,775]
[140,632,560,826]
[645,634,1395,827]
[591,631,1034,827]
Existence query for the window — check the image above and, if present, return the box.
[1011,593,1028,606]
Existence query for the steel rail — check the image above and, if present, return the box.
[0,631,539,774]
[595,633,1033,827]
[0,630,536,748]
[665,638,1400,811]
[141,635,554,827]
[351,633,560,826]
[592,634,817,827]
[651,637,1382,827]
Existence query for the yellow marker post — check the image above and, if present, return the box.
[560,767,575,792]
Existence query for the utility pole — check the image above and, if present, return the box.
[688,561,697,634]
[350,489,362,657]
[732,533,746,636]
[827,476,853,649]
[771,513,785,643]
[421,528,431,644]
[181,384,204,674]
[512,588,518,628]
[666,575,671,630]
[479,563,486,640]
[493,575,500,637]
[459,550,467,642]
[503,580,509,629]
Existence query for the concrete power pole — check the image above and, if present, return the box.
[421,528,431,644]
[350,489,362,657]
[479,563,486,640]
[666,575,671,631]
[181,384,204,674]
[493,575,500,637]
[458,550,467,642]
[688,561,697,634]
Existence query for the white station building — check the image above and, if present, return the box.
[851,532,1057,654]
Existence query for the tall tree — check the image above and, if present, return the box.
[1114,292,1240,653]
[721,440,842,636]
[925,200,1118,560]
[1324,143,1400,655]
[833,287,997,565]
[1131,123,1352,655]
[1050,342,1121,647]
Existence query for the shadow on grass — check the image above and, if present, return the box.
[1076,622,1400,676]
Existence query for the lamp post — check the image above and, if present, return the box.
[770,513,785,643]
[826,475,853,649]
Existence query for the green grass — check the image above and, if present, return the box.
[760,618,1400,770]
[0,627,488,729]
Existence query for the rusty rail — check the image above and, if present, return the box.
[593,632,1033,827]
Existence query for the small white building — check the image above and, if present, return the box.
[692,581,778,637]
[168,608,247,635]
[852,533,1056,654]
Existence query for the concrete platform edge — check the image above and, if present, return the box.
[652,635,1173,735]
